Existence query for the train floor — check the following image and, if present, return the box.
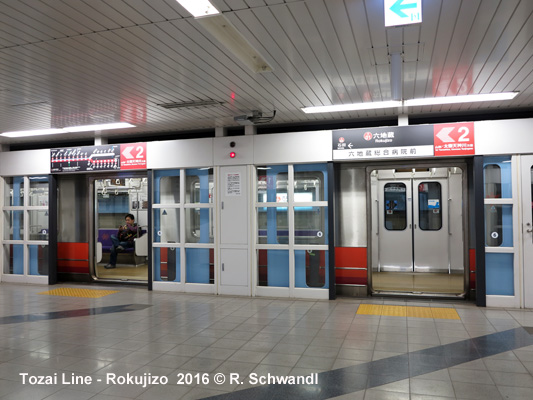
[1,283,533,399]
[95,263,148,282]
[372,272,464,295]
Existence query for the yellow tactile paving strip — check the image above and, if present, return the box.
[357,304,460,320]
[38,288,119,298]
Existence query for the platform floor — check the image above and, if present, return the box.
[1,283,533,399]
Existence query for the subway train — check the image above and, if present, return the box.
[1,117,532,309]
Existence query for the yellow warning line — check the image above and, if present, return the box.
[357,304,460,320]
[38,288,119,298]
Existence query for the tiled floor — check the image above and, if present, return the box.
[1,283,533,399]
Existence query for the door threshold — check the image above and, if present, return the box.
[372,290,466,300]
[92,278,148,286]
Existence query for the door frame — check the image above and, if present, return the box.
[366,160,469,296]
[88,171,149,284]
[520,155,533,308]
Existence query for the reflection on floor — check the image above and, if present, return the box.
[373,271,464,294]
[96,263,148,281]
[1,282,533,400]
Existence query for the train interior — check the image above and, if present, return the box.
[57,173,148,284]
[93,176,148,282]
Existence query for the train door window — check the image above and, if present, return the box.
[185,168,214,244]
[384,183,407,230]
[484,164,501,198]
[484,204,513,247]
[186,168,213,204]
[295,250,327,288]
[418,182,442,231]
[484,159,512,199]
[294,170,325,201]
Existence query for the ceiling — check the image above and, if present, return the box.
[0,0,532,147]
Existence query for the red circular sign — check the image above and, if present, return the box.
[339,137,345,143]
[363,132,373,141]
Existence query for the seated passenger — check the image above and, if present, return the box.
[105,214,141,269]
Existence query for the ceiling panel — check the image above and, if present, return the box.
[0,0,531,146]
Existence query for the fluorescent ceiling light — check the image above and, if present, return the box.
[301,92,518,114]
[176,0,220,18]
[1,122,135,138]
[64,122,135,132]
[0,128,65,138]
[301,101,402,114]
[404,92,518,107]
[197,15,273,73]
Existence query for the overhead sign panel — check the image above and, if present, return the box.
[332,125,434,160]
[51,143,147,173]
[433,122,475,156]
[385,0,422,27]
[333,123,475,160]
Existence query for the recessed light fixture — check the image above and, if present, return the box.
[404,92,519,107]
[176,0,220,18]
[301,92,519,114]
[301,101,402,114]
[1,122,135,138]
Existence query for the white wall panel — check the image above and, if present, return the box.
[253,130,332,165]
[0,149,50,176]
[475,119,533,155]
[147,138,213,169]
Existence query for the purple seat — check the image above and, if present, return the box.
[97,229,146,253]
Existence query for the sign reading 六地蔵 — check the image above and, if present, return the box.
[384,0,422,27]
[332,125,435,160]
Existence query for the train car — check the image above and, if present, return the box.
[1,118,533,308]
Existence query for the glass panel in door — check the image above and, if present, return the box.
[95,177,148,281]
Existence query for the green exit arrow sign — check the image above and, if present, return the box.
[385,0,422,27]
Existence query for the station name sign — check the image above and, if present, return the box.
[51,142,147,173]
[332,123,475,161]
